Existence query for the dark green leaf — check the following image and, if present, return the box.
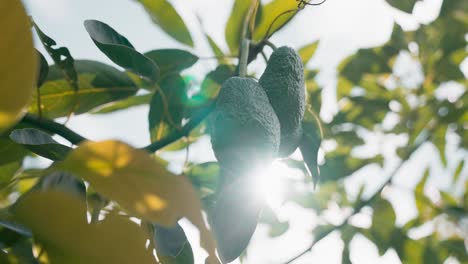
[35,171,86,200]
[36,49,49,87]
[0,220,32,238]
[153,223,191,259]
[29,60,138,118]
[300,109,322,185]
[92,93,152,114]
[33,22,78,90]
[10,128,71,161]
[84,20,159,83]
[440,239,468,262]
[136,0,193,47]
[386,0,419,13]
[144,49,198,77]
[148,73,188,142]
[8,239,38,264]
[158,241,194,264]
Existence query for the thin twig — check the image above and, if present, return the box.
[284,135,429,263]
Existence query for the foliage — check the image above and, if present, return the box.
[0,0,466,263]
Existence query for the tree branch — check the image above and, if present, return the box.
[20,113,87,145]
[284,136,428,263]
[142,103,215,153]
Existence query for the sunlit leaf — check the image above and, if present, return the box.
[136,0,193,47]
[92,93,152,114]
[225,0,251,53]
[452,160,465,185]
[299,41,319,65]
[57,140,218,262]
[0,0,36,133]
[29,60,138,118]
[84,20,160,83]
[252,0,298,41]
[10,128,72,161]
[13,191,156,264]
[371,197,396,255]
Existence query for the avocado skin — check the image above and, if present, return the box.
[210,77,280,178]
[259,46,305,157]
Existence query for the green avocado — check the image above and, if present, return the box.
[210,77,280,178]
[259,46,305,157]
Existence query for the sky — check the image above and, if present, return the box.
[21,0,466,263]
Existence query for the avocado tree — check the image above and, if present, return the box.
[0,0,467,263]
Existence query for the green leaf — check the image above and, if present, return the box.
[0,161,21,187]
[92,93,152,114]
[432,125,448,167]
[299,41,319,65]
[153,223,187,257]
[136,0,193,47]
[36,49,49,87]
[0,137,28,166]
[300,110,322,185]
[153,223,194,264]
[148,73,188,142]
[440,239,468,262]
[452,160,465,185]
[10,128,72,161]
[7,239,37,264]
[84,20,160,83]
[33,22,78,90]
[144,49,198,78]
[225,0,251,53]
[252,0,298,41]
[385,0,420,13]
[29,60,138,118]
[197,65,234,102]
[209,177,262,263]
[371,198,396,255]
[185,162,220,196]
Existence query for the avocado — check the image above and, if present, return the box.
[259,46,305,157]
[210,77,280,177]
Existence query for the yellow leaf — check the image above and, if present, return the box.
[252,0,298,41]
[58,140,218,263]
[0,0,36,132]
[13,191,156,264]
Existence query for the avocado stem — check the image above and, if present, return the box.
[239,39,250,77]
